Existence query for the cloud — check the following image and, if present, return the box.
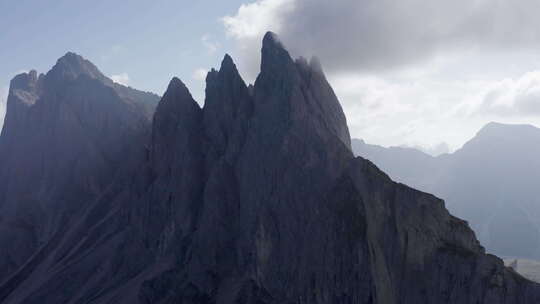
[477,71,540,117]
[0,86,8,132]
[224,0,540,75]
[192,68,208,82]
[328,72,478,149]
[201,34,220,54]
[327,68,540,150]
[223,0,295,79]
[110,73,130,86]
[223,0,293,40]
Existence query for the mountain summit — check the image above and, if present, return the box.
[48,52,108,82]
[0,34,539,303]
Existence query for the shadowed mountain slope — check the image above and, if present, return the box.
[0,34,539,304]
[0,53,159,287]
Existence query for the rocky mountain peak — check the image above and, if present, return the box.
[262,31,284,50]
[7,70,42,108]
[255,31,352,150]
[47,51,107,83]
[1,71,43,139]
[10,70,40,92]
[220,53,235,71]
[203,54,252,156]
[152,76,201,140]
[259,31,295,77]
[159,77,200,113]
[204,54,248,107]
[152,77,202,165]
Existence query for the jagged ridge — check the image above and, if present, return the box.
[0,33,538,304]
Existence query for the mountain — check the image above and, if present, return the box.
[0,53,159,287]
[353,122,540,259]
[0,33,539,303]
[351,139,440,188]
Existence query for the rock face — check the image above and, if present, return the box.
[0,53,159,294]
[353,122,540,260]
[0,33,539,303]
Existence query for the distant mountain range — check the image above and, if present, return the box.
[353,122,540,259]
[0,33,539,303]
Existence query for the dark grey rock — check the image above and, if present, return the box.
[0,52,159,297]
[0,34,539,304]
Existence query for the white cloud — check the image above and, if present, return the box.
[110,73,130,86]
[477,71,540,117]
[0,86,8,132]
[222,0,296,80]
[192,68,208,82]
[223,0,294,40]
[330,73,477,150]
[201,34,220,54]
[330,67,540,150]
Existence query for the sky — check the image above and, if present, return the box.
[3,0,540,153]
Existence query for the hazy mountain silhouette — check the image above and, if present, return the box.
[0,34,539,303]
[353,122,540,259]
[0,53,159,285]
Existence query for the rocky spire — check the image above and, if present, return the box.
[151,77,203,173]
[9,70,40,93]
[155,77,200,117]
[255,31,352,150]
[145,77,205,255]
[259,31,295,76]
[203,54,252,157]
[0,70,42,142]
[152,77,201,146]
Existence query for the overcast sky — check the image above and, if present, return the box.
[3,0,540,153]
